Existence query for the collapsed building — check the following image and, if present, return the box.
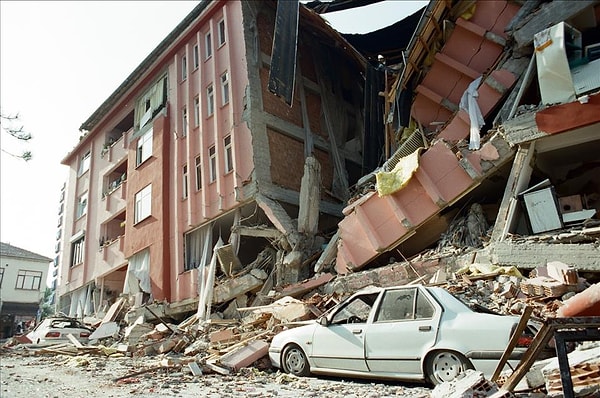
[54,0,600,326]
[55,0,393,319]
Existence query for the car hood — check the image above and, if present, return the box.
[270,321,319,348]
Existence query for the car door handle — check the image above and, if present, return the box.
[419,325,432,331]
[352,329,363,334]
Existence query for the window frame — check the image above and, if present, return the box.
[0,267,4,289]
[209,146,217,183]
[182,106,188,137]
[76,193,88,218]
[217,18,226,47]
[181,54,187,81]
[205,31,212,59]
[195,155,202,191]
[136,127,153,166]
[220,71,230,106]
[134,184,152,224]
[193,44,199,69]
[71,236,85,267]
[78,151,91,176]
[224,135,233,173]
[15,270,43,290]
[193,96,200,127]
[182,164,189,199]
[206,84,215,116]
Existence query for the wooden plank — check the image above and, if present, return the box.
[513,1,597,49]
[66,333,83,348]
[491,306,533,381]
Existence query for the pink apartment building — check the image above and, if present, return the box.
[57,1,370,317]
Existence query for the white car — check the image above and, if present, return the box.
[26,317,94,344]
[269,285,540,385]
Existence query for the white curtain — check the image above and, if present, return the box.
[186,224,213,270]
[459,76,484,150]
[230,209,241,256]
[123,248,151,294]
[68,284,93,318]
[134,75,167,131]
[197,237,224,322]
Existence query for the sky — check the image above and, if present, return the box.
[0,0,427,262]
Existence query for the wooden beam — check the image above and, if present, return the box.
[513,1,598,49]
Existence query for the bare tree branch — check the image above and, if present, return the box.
[1,112,33,161]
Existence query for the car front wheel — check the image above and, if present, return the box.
[426,350,472,385]
[282,344,310,377]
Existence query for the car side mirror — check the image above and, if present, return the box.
[319,317,329,326]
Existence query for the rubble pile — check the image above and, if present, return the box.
[3,255,598,396]
[444,260,589,321]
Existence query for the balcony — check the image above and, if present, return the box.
[100,130,129,164]
[101,234,126,270]
[103,178,127,214]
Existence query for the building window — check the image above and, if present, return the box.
[136,128,153,166]
[195,156,202,191]
[71,236,85,267]
[218,19,226,47]
[15,270,42,290]
[209,146,217,182]
[193,44,199,69]
[184,224,212,271]
[78,151,90,176]
[207,84,214,116]
[182,106,188,137]
[194,96,200,126]
[182,164,189,199]
[0,267,4,288]
[134,184,152,223]
[221,71,230,106]
[224,135,233,173]
[205,31,212,59]
[181,54,187,81]
[76,193,88,218]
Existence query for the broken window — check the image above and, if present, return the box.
[132,75,167,136]
[124,248,151,294]
[184,223,213,271]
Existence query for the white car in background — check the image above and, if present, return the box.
[269,285,541,385]
[26,317,94,344]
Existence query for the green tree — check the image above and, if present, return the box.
[1,112,32,161]
[40,287,55,318]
